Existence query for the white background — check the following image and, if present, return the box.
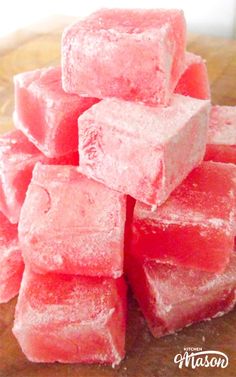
[0,0,236,38]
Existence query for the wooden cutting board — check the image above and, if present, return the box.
[0,16,236,377]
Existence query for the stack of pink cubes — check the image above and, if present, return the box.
[0,8,235,366]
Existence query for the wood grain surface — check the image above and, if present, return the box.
[0,16,236,377]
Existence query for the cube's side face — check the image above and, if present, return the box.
[13,320,124,364]
[79,113,165,205]
[168,162,236,221]
[0,211,18,245]
[1,158,40,224]
[175,61,210,100]
[147,256,236,317]
[19,169,126,277]
[0,171,10,222]
[14,90,70,158]
[131,214,234,272]
[0,245,23,277]
[165,12,186,92]
[21,231,124,277]
[208,106,236,145]
[50,96,98,157]
[161,102,210,206]
[149,284,236,337]
[0,168,25,224]
[52,150,79,166]
[0,247,24,303]
[204,144,236,165]
[126,254,167,338]
[13,271,127,364]
[0,271,23,304]
[14,81,49,154]
[0,129,39,159]
[12,160,40,219]
[62,24,175,105]
[104,278,127,365]
[128,256,236,338]
[14,69,93,158]
[0,132,27,222]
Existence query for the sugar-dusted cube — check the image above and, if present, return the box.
[205,105,236,164]
[13,269,127,365]
[78,95,210,206]
[14,66,98,158]
[130,162,236,272]
[19,163,126,278]
[0,212,24,303]
[62,8,186,105]
[0,130,78,224]
[175,52,210,100]
[126,254,236,338]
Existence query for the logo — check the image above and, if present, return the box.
[174,347,229,369]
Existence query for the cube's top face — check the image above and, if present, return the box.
[79,95,209,146]
[17,269,125,324]
[144,254,236,307]
[135,162,236,225]
[20,163,126,233]
[208,106,236,145]
[0,130,40,169]
[76,8,184,35]
[0,211,18,248]
[14,66,80,103]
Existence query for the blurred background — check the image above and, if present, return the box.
[0,0,236,39]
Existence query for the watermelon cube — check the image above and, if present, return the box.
[78,95,210,206]
[205,105,236,164]
[126,254,236,337]
[13,269,127,365]
[0,211,24,303]
[62,8,186,105]
[0,130,78,224]
[175,52,210,100]
[19,163,126,278]
[13,66,98,158]
[130,161,236,272]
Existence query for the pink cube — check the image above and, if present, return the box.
[14,66,98,158]
[175,52,210,100]
[205,105,236,164]
[13,269,127,365]
[0,211,24,303]
[19,163,126,278]
[0,130,78,224]
[78,95,210,206]
[126,254,236,338]
[62,8,186,105]
[130,162,236,273]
